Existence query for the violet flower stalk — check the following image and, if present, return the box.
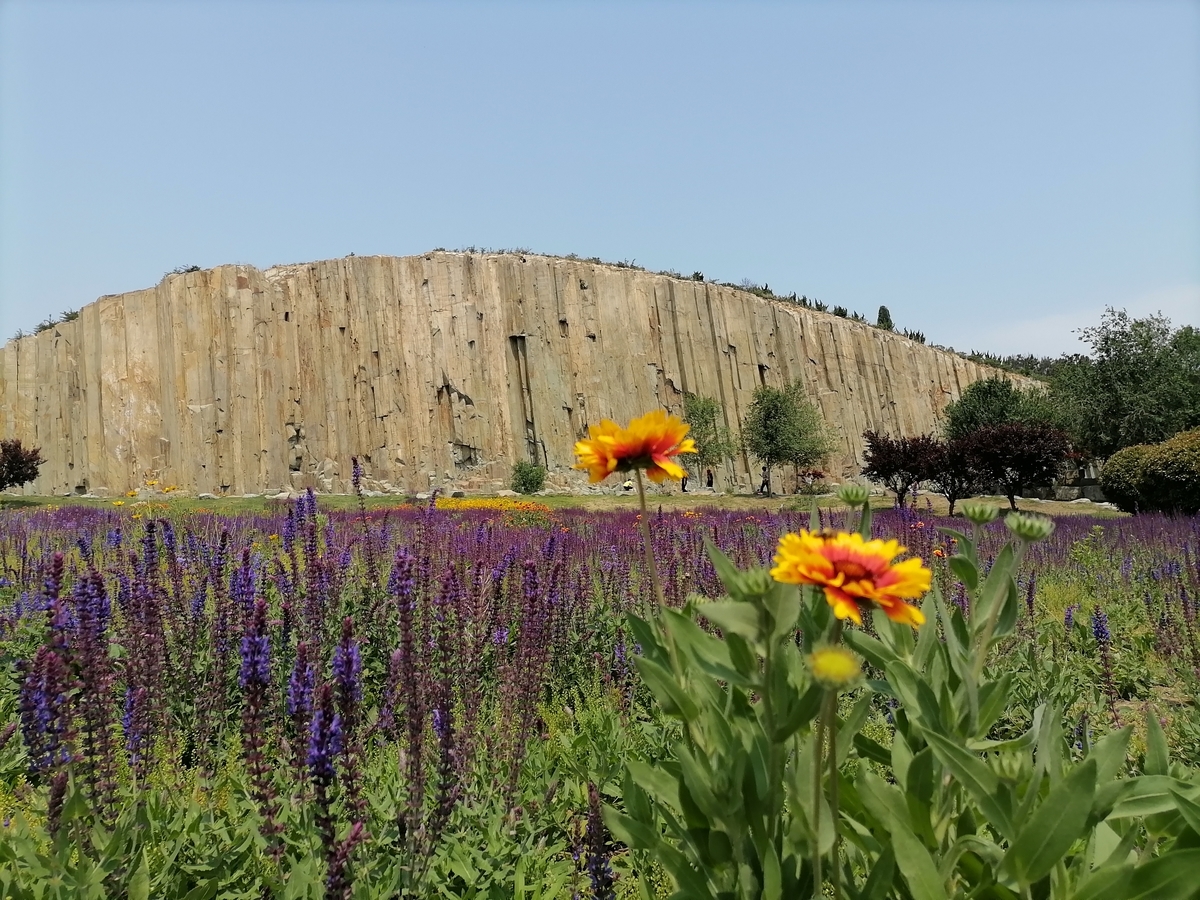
[308,683,343,866]
[72,567,116,818]
[240,597,281,849]
[331,616,364,815]
[1092,606,1121,727]
[287,640,317,779]
[585,783,616,900]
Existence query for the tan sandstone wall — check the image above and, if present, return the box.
[0,252,1018,496]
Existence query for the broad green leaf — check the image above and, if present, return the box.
[628,760,680,812]
[859,845,896,900]
[697,600,761,642]
[1072,864,1134,900]
[603,807,661,851]
[633,657,698,720]
[128,853,149,900]
[1169,788,1200,838]
[843,629,898,670]
[1125,849,1200,900]
[1003,759,1096,885]
[857,774,947,900]
[761,844,781,900]
[921,729,1014,839]
[947,555,978,592]
[1145,710,1170,777]
[835,695,873,767]
[1102,776,1200,820]
[763,582,801,639]
[1088,725,1133,785]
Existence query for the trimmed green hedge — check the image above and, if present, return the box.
[1099,444,1153,513]
[1102,428,1200,515]
[1141,428,1200,515]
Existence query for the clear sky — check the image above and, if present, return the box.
[1,0,1196,356]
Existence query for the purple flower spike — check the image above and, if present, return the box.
[238,599,271,689]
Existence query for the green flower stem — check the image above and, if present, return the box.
[811,707,825,899]
[972,539,1028,681]
[827,690,841,900]
[635,470,665,607]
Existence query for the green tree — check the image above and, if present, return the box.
[742,382,835,496]
[1050,309,1200,459]
[942,375,1055,442]
[681,393,736,478]
[875,305,894,330]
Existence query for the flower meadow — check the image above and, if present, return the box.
[1,492,1199,898]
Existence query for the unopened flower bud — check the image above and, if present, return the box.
[808,646,862,691]
[961,502,999,526]
[1004,512,1055,543]
[836,484,871,507]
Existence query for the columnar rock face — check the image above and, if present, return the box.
[1,252,1016,496]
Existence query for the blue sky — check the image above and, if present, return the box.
[1,0,1196,356]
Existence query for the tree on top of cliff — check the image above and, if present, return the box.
[0,439,43,493]
[742,382,835,496]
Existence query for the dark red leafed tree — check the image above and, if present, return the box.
[926,437,984,517]
[0,439,43,493]
[963,423,1071,511]
[861,431,940,507]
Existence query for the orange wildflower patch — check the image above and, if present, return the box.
[573,410,696,484]
[770,530,931,627]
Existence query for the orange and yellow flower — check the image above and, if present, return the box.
[573,410,696,483]
[770,530,931,627]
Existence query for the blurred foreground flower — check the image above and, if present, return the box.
[771,530,930,626]
[573,410,696,483]
[808,646,862,690]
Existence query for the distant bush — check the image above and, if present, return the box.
[510,460,546,495]
[1099,444,1153,513]
[1139,428,1200,516]
[861,431,939,507]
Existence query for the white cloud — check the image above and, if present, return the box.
[946,284,1200,358]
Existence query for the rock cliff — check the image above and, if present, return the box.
[1,252,1017,496]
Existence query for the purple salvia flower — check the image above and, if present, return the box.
[1091,606,1111,645]
[239,599,271,689]
[332,617,362,706]
[287,642,316,718]
[1064,604,1078,632]
[307,686,342,787]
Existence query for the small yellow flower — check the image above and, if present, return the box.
[112,500,125,507]
[125,490,138,498]
[809,646,862,690]
[268,533,280,541]
[573,410,696,483]
[131,513,142,520]
[145,480,158,487]
[771,530,931,627]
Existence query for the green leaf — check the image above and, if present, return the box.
[1145,710,1170,777]
[947,555,978,592]
[859,845,896,900]
[763,581,801,639]
[1170,788,1200,838]
[697,600,761,642]
[843,629,898,670]
[1003,758,1096,885]
[603,807,661,851]
[1088,725,1134,785]
[128,853,150,900]
[921,728,1015,840]
[856,768,945,900]
[1102,777,1200,820]
[1071,864,1134,900]
[761,844,781,900]
[633,657,698,720]
[1125,849,1200,900]
[773,682,823,742]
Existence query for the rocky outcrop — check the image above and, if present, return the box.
[1,252,1019,496]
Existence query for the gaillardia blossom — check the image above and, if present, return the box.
[573,410,697,483]
[771,530,931,626]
